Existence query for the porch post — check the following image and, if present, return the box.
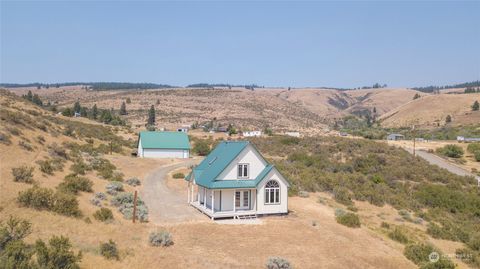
[233,189,236,212]
[211,190,215,214]
[203,188,207,208]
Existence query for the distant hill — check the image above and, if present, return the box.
[0,82,174,90]
[412,80,480,93]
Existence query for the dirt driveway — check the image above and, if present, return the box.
[141,159,205,224]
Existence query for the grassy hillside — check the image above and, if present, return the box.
[251,135,480,266]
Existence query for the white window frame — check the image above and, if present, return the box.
[265,180,280,205]
[237,163,249,179]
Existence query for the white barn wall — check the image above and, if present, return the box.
[256,170,289,215]
[137,139,144,157]
[218,145,267,180]
[141,148,189,158]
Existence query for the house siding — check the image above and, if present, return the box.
[256,170,289,215]
[217,145,267,180]
[140,148,189,158]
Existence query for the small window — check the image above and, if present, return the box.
[265,180,280,205]
[243,191,249,207]
[235,191,240,207]
[237,164,249,178]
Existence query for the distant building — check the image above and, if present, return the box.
[285,132,300,138]
[73,112,81,118]
[177,126,189,133]
[137,131,190,158]
[457,136,480,143]
[387,134,404,141]
[242,131,262,137]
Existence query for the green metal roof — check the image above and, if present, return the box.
[187,140,288,189]
[138,131,190,149]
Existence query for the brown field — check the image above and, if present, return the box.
[1,89,476,268]
[380,93,480,128]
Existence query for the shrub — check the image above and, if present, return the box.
[404,243,436,265]
[90,198,102,207]
[333,186,353,206]
[436,144,464,158]
[467,143,480,154]
[18,141,34,151]
[47,143,68,159]
[0,216,32,250]
[126,177,141,186]
[468,234,480,251]
[298,191,309,198]
[93,208,114,222]
[381,222,390,229]
[106,181,124,195]
[149,231,173,247]
[266,257,292,269]
[111,193,148,222]
[70,160,90,175]
[95,192,107,200]
[58,174,93,194]
[475,151,480,162]
[99,240,119,260]
[17,187,54,210]
[37,158,64,175]
[455,248,479,267]
[193,140,210,156]
[11,166,34,183]
[52,192,82,217]
[388,227,409,244]
[335,212,360,228]
[0,239,34,268]
[35,236,82,269]
[172,172,185,179]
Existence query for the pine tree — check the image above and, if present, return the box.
[413,93,421,100]
[147,105,156,126]
[92,104,98,120]
[473,100,480,111]
[73,101,81,114]
[27,90,33,101]
[32,94,43,106]
[80,107,88,117]
[119,102,127,115]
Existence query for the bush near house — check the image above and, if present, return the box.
[111,193,148,222]
[126,177,141,186]
[436,144,464,158]
[193,140,210,156]
[172,172,185,179]
[11,166,34,183]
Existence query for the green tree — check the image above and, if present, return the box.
[62,107,73,117]
[80,107,88,117]
[472,100,479,111]
[92,104,98,120]
[35,236,82,269]
[126,97,131,104]
[119,102,127,115]
[73,101,81,114]
[413,93,421,100]
[147,105,156,126]
[445,115,452,123]
[26,90,33,101]
[193,140,210,156]
[32,94,43,106]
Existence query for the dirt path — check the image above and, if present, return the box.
[141,159,205,224]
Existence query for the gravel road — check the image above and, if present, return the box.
[141,159,204,224]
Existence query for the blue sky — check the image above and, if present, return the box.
[1,1,479,88]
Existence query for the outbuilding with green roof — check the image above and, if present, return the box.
[185,140,290,219]
[137,131,190,158]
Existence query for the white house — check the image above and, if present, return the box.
[242,130,262,137]
[137,131,190,158]
[285,131,300,137]
[185,141,290,219]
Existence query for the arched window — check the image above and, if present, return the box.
[265,180,280,204]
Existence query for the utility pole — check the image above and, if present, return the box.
[132,190,137,223]
[412,125,416,157]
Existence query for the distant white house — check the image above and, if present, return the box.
[177,126,189,133]
[185,141,290,219]
[137,131,190,158]
[387,133,404,141]
[285,131,300,138]
[242,131,262,137]
[457,136,480,143]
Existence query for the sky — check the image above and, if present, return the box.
[1,1,479,88]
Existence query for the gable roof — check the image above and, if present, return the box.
[138,131,190,149]
[187,140,290,189]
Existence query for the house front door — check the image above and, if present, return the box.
[235,190,250,210]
